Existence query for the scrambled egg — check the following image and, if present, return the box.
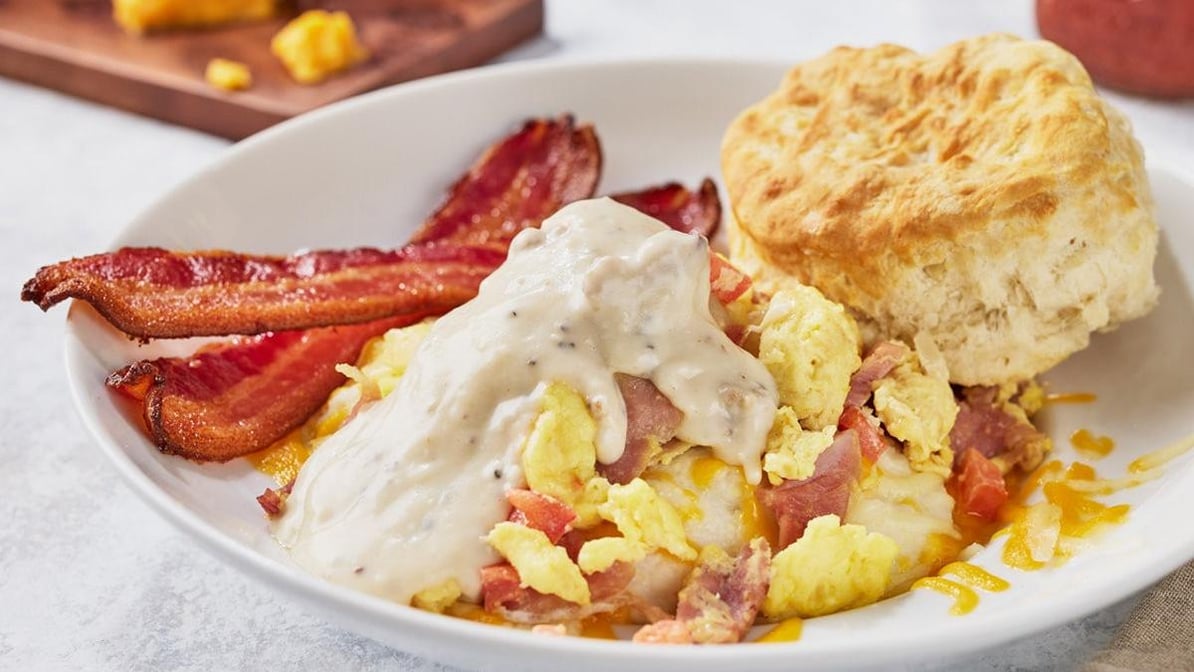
[271,10,369,85]
[411,579,462,613]
[113,0,275,34]
[577,536,647,574]
[872,360,957,477]
[205,58,252,92]
[487,522,590,605]
[763,406,836,485]
[521,383,610,527]
[598,479,697,563]
[845,450,960,591]
[1012,380,1046,415]
[764,515,899,619]
[758,286,861,430]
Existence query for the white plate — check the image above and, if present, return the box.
[63,58,1194,671]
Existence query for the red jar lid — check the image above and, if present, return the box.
[1037,0,1194,98]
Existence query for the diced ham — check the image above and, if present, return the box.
[506,489,577,543]
[555,528,587,562]
[587,561,637,603]
[709,254,752,305]
[950,386,1049,471]
[599,374,684,484]
[845,341,909,408]
[954,448,1009,520]
[832,341,906,464]
[480,561,636,624]
[837,405,888,463]
[674,538,772,644]
[757,430,861,550]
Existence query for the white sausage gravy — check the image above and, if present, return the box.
[274,198,777,605]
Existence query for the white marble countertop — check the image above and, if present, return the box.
[3,1,1191,670]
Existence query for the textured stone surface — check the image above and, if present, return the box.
[2,1,1191,670]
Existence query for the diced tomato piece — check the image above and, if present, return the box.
[955,448,1009,520]
[709,253,751,305]
[480,563,524,612]
[505,489,577,543]
[838,405,888,462]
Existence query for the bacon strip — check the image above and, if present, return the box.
[22,117,602,340]
[23,244,503,339]
[410,116,602,246]
[757,430,861,550]
[611,179,721,237]
[88,118,604,461]
[102,177,703,464]
[108,314,425,461]
[599,374,684,485]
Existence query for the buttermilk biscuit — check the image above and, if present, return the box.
[722,34,1159,386]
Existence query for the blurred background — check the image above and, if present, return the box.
[1,1,1191,671]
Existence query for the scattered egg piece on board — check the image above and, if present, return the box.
[113,0,276,34]
[271,10,370,85]
[205,58,253,91]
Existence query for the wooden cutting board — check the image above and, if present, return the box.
[0,0,544,139]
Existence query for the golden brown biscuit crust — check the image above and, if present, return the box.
[722,34,1158,385]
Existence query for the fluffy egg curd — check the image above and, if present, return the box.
[255,197,1065,644]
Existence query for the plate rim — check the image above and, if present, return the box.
[62,55,1194,668]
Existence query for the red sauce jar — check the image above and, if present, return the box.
[1037,0,1194,98]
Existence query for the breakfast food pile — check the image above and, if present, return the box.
[22,34,1162,644]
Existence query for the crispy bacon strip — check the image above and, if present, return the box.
[611,179,721,237]
[410,116,602,246]
[87,118,605,461]
[101,176,704,463]
[108,314,425,461]
[21,117,601,339]
[23,244,503,339]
